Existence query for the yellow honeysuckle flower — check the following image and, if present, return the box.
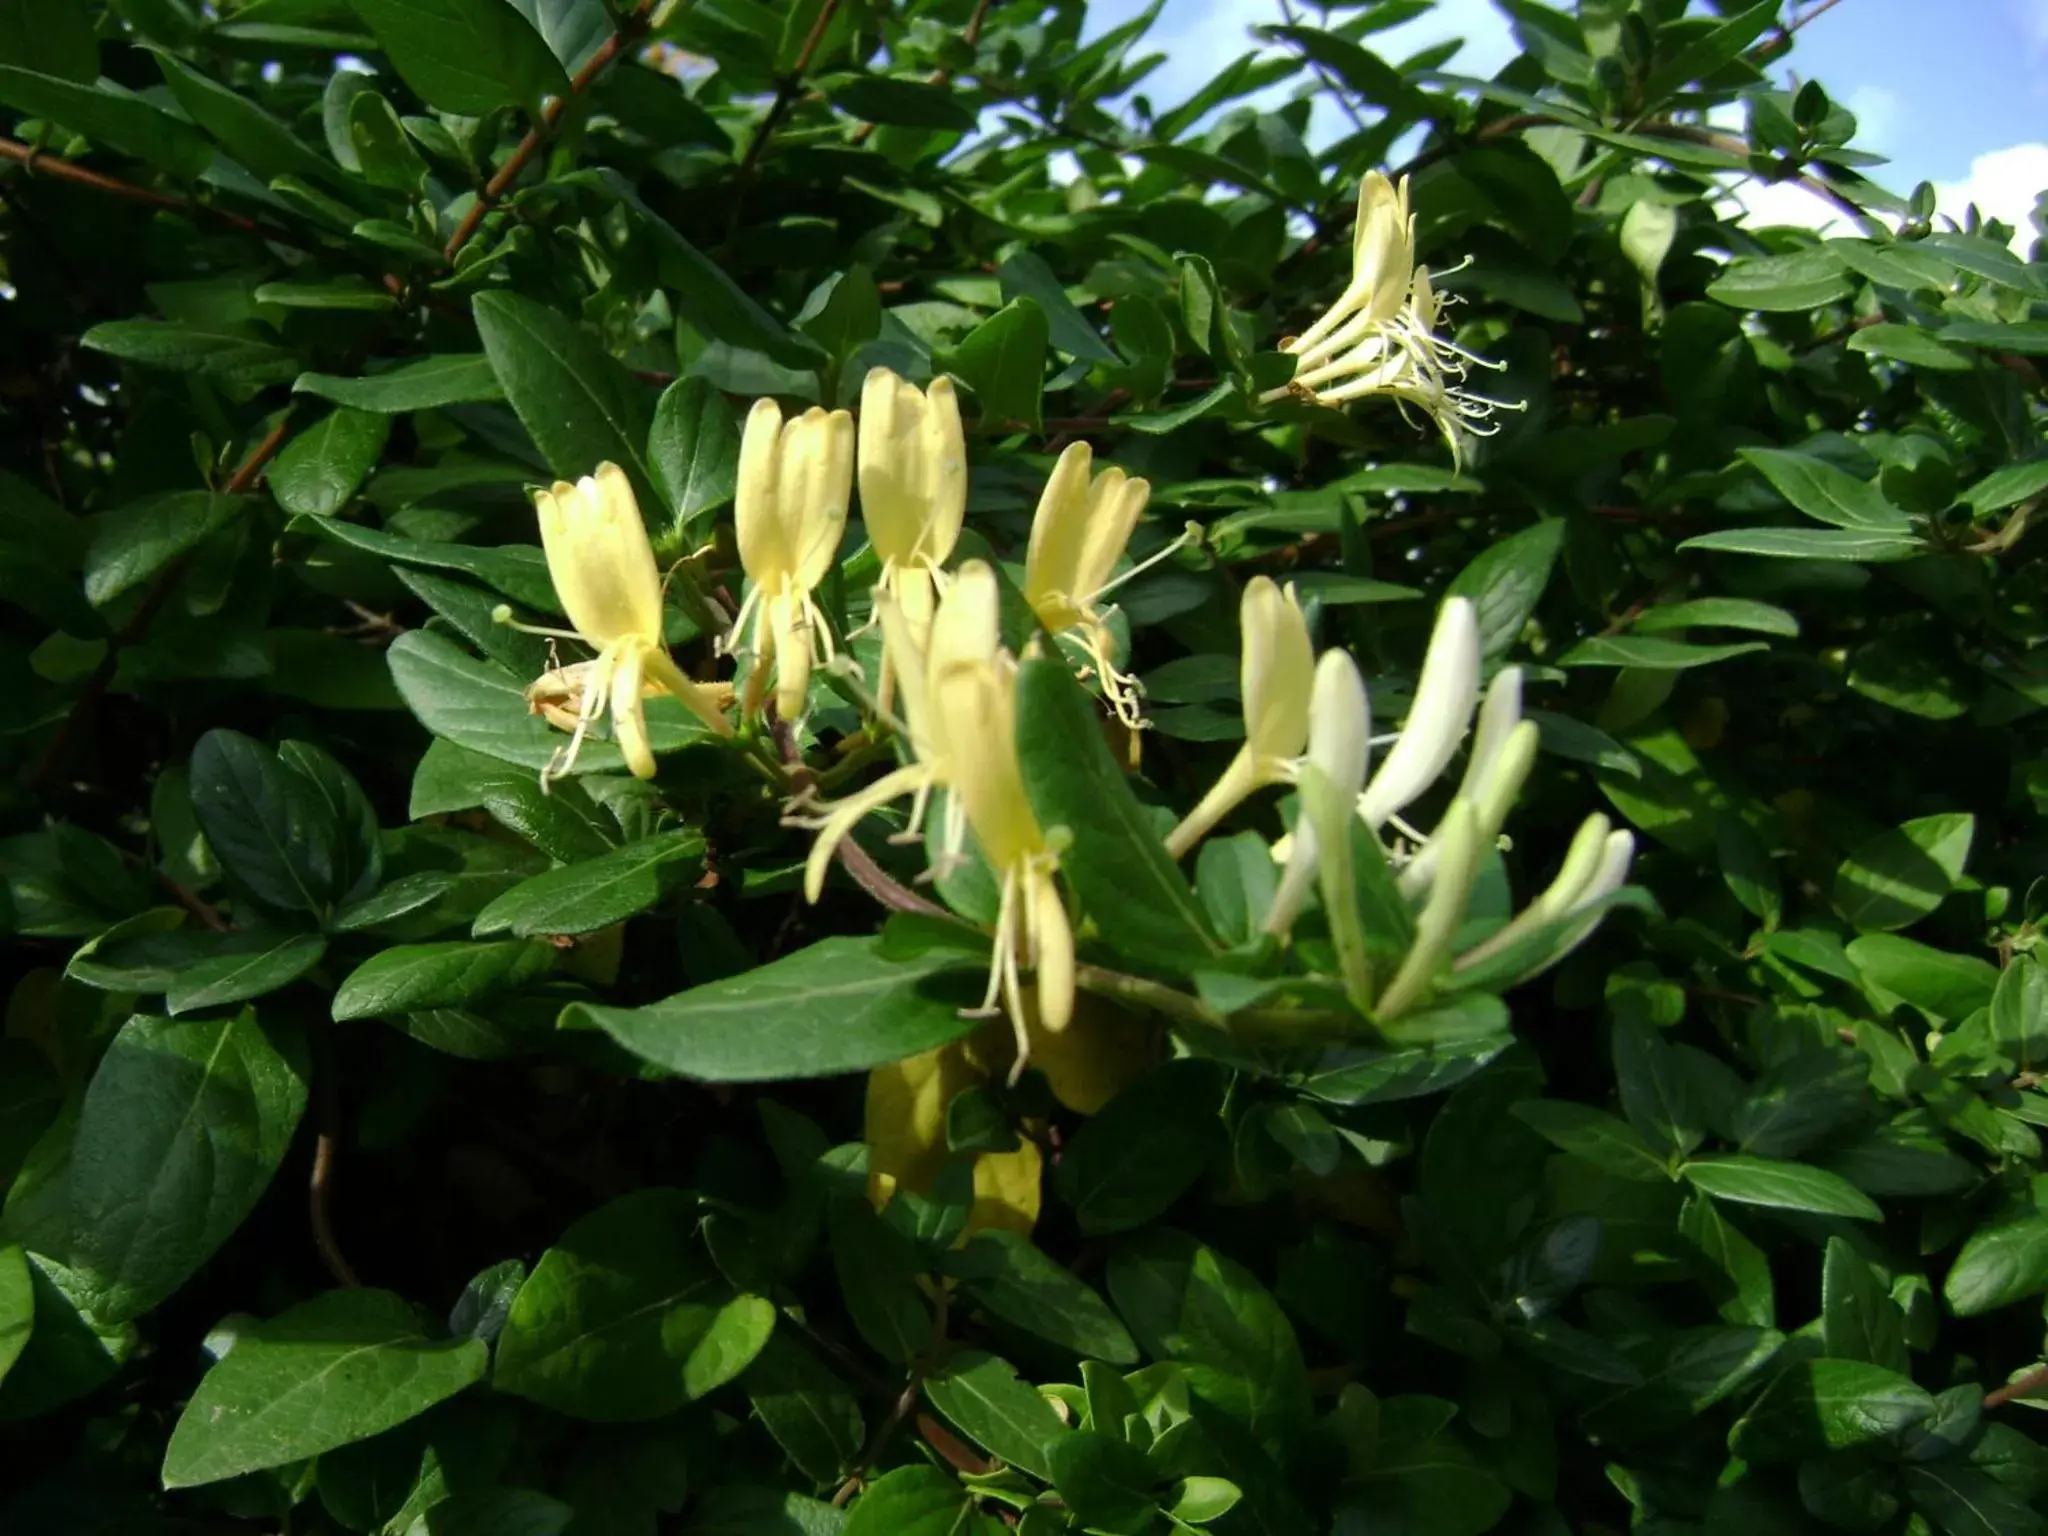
[863,995,1155,1239]
[524,463,731,786]
[795,561,1074,1067]
[859,367,967,648]
[1022,441,1156,728]
[728,398,855,722]
[1165,576,1314,859]
[1265,170,1516,465]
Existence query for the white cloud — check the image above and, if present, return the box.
[1843,85,1901,158]
[1933,141,2048,251]
[1722,175,1856,237]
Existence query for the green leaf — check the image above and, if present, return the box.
[1849,324,1975,372]
[647,377,739,537]
[1632,597,1800,637]
[1730,1358,1934,1464]
[1446,519,1564,661]
[844,1467,988,1536]
[1992,955,2048,1073]
[1833,813,1974,932]
[332,939,553,1020]
[83,319,299,392]
[409,1489,575,1536]
[0,1246,30,1387]
[998,251,1118,363]
[575,937,982,1082]
[1904,1462,2048,1536]
[1680,1156,1882,1220]
[270,408,390,518]
[1963,457,2048,514]
[1106,1227,1310,1435]
[190,729,342,914]
[743,1330,864,1485]
[562,169,816,367]
[295,355,507,412]
[345,87,428,192]
[387,630,718,776]
[1941,321,2048,357]
[84,491,242,606]
[1259,24,1438,122]
[1054,1060,1226,1236]
[471,830,702,938]
[1639,0,1777,100]
[923,1350,1069,1482]
[309,518,557,611]
[348,0,565,114]
[1015,657,1218,970]
[0,0,97,81]
[827,74,977,129]
[1821,1235,1908,1372]
[827,1187,930,1365]
[156,52,353,194]
[1943,1217,2048,1317]
[1613,1018,1704,1157]
[474,291,657,512]
[953,1228,1139,1364]
[941,299,1049,430]
[1047,1431,1159,1533]
[256,278,399,312]
[166,932,327,1015]
[1510,1100,1670,1182]
[68,1010,309,1324]
[1679,525,1922,562]
[161,1288,488,1487]
[0,65,212,177]
[1738,448,1913,532]
[1707,249,1854,311]
[494,1188,766,1420]
[1845,933,1999,1021]
[1557,635,1768,669]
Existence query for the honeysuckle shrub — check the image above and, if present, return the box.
[3,0,2048,1531]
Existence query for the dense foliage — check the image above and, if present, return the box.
[4,0,2048,1532]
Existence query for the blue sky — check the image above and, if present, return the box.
[1085,0,2048,239]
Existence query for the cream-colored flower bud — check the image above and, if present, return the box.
[730,398,855,721]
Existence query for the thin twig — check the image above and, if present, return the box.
[0,137,287,241]
[310,1027,363,1289]
[837,838,949,917]
[23,414,294,792]
[831,1285,950,1507]
[442,4,654,262]
[849,0,997,147]
[734,0,845,182]
[1986,1364,2048,1410]
[1275,0,1370,135]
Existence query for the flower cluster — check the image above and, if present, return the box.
[1265,171,1518,464]
[1170,582,1638,1022]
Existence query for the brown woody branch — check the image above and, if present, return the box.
[442,4,655,262]
[0,136,287,242]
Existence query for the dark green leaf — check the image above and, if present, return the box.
[1681,1156,1883,1220]
[474,290,657,511]
[923,1349,1069,1481]
[1047,1431,1159,1533]
[648,377,739,537]
[1446,519,1564,661]
[295,356,507,412]
[494,1188,766,1420]
[331,939,555,1020]
[166,932,327,1015]
[1833,813,1974,932]
[84,491,241,606]
[270,409,391,518]
[828,74,977,130]
[1015,657,1218,971]
[576,937,982,1082]
[190,729,342,914]
[1053,1060,1225,1235]
[471,830,703,937]
[0,64,212,176]
[161,1288,489,1487]
[349,0,566,114]
[67,1010,308,1324]
[954,1228,1139,1364]
[941,299,1049,430]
